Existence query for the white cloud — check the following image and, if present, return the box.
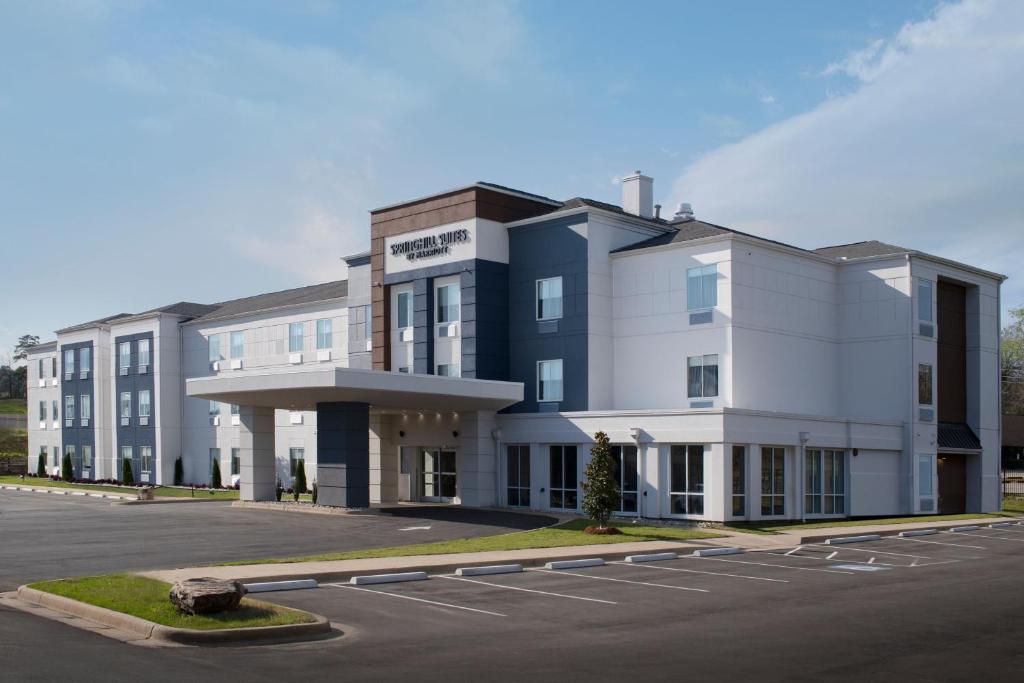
[668,0,1024,308]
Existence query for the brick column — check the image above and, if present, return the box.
[239,405,276,501]
[317,402,370,508]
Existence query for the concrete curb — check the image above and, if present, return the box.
[350,571,427,586]
[455,564,523,577]
[625,552,678,563]
[898,529,938,538]
[693,547,744,557]
[950,526,981,533]
[0,483,135,501]
[545,559,604,570]
[825,535,882,545]
[15,585,330,645]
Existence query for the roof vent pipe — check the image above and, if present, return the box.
[654,204,661,219]
[674,202,694,221]
[622,171,654,218]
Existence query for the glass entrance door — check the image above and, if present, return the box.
[420,448,457,502]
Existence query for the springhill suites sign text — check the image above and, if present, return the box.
[390,228,470,262]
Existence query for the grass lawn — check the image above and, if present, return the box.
[221,519,721,566]
[0,398,26,414]
[1004,496,1024,514]
[29,574,314,630]
[0,475,238,500]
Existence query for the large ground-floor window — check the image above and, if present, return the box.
[732,445,746,516]
[549,445,578,510]
[506,445,530,507]
[669,445,704,515]
[610,444,639,513]
[805,448,845,515]
[761,446,786,516]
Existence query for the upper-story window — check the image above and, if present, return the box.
[316,319,333,349]
[65,395,75,424]
[289,322,304,353]
[437,363,460,378]
[687,264,718,311]
[80,394,91,421]
[119,342,131,373]
[39,400,46,421]
[536,277,563,321]
[918,279,933,322]
[349,305,371,343]
[138,390,151,419]
[209,400,220,417]
[437,284,460,324]
[397,292,413,329]
[687,354,719,398]
[918,364,933,405]
[138,339,151,369]
[80,347,91,377]
[51,357,57,378]
[209,334,223,362]
[230,331,244,359]
[64,349,75,377]
[537,359,564,402]
[120,392,132,420]
[38,358,45,379]
[52,399,58,422]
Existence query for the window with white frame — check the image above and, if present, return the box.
[761,447,786,516]
[209,400,220,417]
[121,446,132,476]
[537,359,563,402]
[138,390,151,419]
[918,279,933,322]
[536,276,563,320]
[119,342,131,372]
[289,322,304,353]
[686,264,717,310]
[83,445,93,471]
[230,331,244,359]
[80,394,90,422]
[732,445,747,516]
[231,448,240,476]
[230,404,239,416]
[805,448,845,515]
[918,454,935,512]
[140,446,152,475]
[80,346,91,375]
[120,392,131,420]
[610,444,639,513]
[436,284,460,324]
[436,363,460,378]
[918,364,933,405]
[64,349,75,376]
[397,291,413,329]
[138,339,151,368]
[316,319,332,349]
[687,354,719,398]
[670,445,705,515]
[209,334,223,362]
[65,395,74,424]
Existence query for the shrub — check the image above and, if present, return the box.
[275,478,283,502]
[61,452,73,482]
[210,458,222,489]
[293,459,306,501]
[582,431,620,529]
[311,480,318,505]
[122,457,135,486]
[37,452,47,478]
[173,457,184,486]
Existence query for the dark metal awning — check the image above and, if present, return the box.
[937,422,982,451]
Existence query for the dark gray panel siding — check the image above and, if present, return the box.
[506,216,589,413]
[59,341,95,479]
[316,401,370,508]
[413,279,434,374]
[114,332,156,483]
[460,260,509,380]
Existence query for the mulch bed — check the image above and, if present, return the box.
[584,525,623,535]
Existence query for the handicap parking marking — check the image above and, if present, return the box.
[686,553,858,576]
[326,583,508,617]
[529,568,710,594]
[611,560,789,583]
[436,574,618,604]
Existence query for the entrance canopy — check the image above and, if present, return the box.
[185,365,523,412]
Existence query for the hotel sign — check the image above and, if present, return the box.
[390,228,470,262]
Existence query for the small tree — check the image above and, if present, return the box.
[61,452,73,482]
[275,477,283,502]
[293,459,307,501]
[311,480,318,505]
[173,456,184,486]
[37,452,46,478]
[582,431,620,530]
[210,458,222,489]
[122,457,135,486]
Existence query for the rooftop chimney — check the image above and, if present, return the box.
[674,202,694,221]
[622,170,654,219]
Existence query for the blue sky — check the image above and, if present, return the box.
[2,0,1022,357]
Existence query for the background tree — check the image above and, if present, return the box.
[1003,306,1024,415]
[13,335,40,362]
[582,431,620,529]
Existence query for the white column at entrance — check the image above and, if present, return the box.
[456,410,498,507]
[239,405,276,501]
[369,413,398,503]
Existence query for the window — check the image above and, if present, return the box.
[348,305,372,343]
[39,446,47,470]
[805,449,845,515]
[80,394,91,421]
[506,445,530,507]
[121,446,132,478]
[918,279,933,322]
[289,447,305,477]
[918,454,935,512]
[138,390,151,418]
[918,364,933,405]
[230,404,240,416]
[140,446,152,475]
[316,319,333,349]
[537,359,564,402]
[209,448,220,479]
[82,445,93,471]
[64,349,75,376]
[436,284,460,324]
[65,445,76,470]
[65,395,75,424]
[397,292,413,329]
[209,334,223,362]
[670,444,705,515]
[38,358,45,379]
[52,399,58,422]
[536,277,563,320]
[209,401,220,417]
[549,445,578,510]
[231,448,240,476]
[80,346,91,375]
[732,445,747,516]
[119,342,131,372]
[687,264,717,310]
[51,357,57,377]
[289,322,304,353]
[761,447,786,516]
[687,354,719,398]
[120,392,131,420]
[230,331,244,359]
[436,363,460,378]
[138,339,150,368]
[39,401,46,422]
[610,444,639,513]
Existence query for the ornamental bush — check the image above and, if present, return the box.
[311,480,318,505]
[173,456,184,486]
[293,459,307,500]
[582,431,620,529]
[61,452,73,482]
[37,452,47,478]
[122,457,135,486]
[210,458,222,489]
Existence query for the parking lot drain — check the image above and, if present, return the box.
[455,564,523,577]
[625,552,678,563]
[244,579,319,593]
[950,526,981,533]
[825,535,882,545]
[692,547,744,557]
[545,559,605,570]
[898,529,938,538]
[350,571,428,586]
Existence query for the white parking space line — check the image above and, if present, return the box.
[946,531,1024,543]
[327,584,507,617]
[893,536,986,549]
[530,568,710,593]
[684,554,858,575]
[612,561,789,583]
[807,544,932,559]
[436,575,618,604]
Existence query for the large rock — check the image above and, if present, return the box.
[169,578,247,615]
